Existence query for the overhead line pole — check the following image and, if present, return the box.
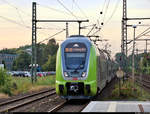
[32,2,37,83]
[66,22,69,37]
[121,0,127,82]
[122,0,127,56]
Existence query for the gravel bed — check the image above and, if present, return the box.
[12,94,66,112]
[56,100,90,112]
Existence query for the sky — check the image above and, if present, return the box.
[0,0,150,58]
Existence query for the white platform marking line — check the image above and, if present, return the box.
[107,102,117,112]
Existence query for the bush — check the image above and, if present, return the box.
[110,79,142,100]
[0,69,12,95]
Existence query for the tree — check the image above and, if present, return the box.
[43,39,59,61]
[42,54,56,71]
[1,39,59,71]
[115,52,128,72]
[36,43,47,66]
[115,53,127,67]
[12,51,31,70]
[0,48,17,54]
[40,39,59,71]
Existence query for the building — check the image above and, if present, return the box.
[0,54,17,70]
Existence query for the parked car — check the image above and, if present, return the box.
[12,71,20,76]
[24,71,31,77]
[7,71,13,76]
[50,71,56,75]
[36,72,43,77]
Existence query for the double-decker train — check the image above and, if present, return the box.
[56,35,118,99]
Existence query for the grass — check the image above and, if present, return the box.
[0,69,13,96]
[106,78,150,101]
[0,93,9,99]
[0,75,55,97]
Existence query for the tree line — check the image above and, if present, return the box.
[115,52,150,75]
[0,39,59,71]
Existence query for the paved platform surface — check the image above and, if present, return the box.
[82,101,150,112]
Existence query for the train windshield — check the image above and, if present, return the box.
[65,53,86,70]
[64,43,87,70]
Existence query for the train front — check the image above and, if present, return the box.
[56,35,97,99]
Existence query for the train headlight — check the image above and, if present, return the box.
[64,72,68,77]
[82,72,86,77]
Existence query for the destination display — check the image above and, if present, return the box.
[65,48,86,52]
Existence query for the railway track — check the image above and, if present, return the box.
[48,100,67,112]
[135,75,150,91]
[48,100,90,112]
[48,77,117,112]
[0,88,56,112]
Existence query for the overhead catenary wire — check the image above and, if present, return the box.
[72,0,88,19]
[1,0,32,27]
[0,16,31,29]
[37,3,76,18]
[2,0,31,17]
[16,8,25,25]
[57,0,79,20]
[38,29,66,44]
[81,24,97,29]
[97,0,107,27]
[105,0,121,25]
[128,27,150,44]
[72,0,100,35]
[2,0,26,25]
[94,0,121,38]
[91,28,101,36]
[102,0,107,13]
[136,27,150,39]
[102,0,111,24]
[37,26,64,30]
[96,0,111,30]
[87,24,97,36]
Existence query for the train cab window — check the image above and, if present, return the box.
[65,53,86,70]
[64,43,87,70]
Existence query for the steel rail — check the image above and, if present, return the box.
[0,88,55,106]
[135,76,150,89]
[0,89,56,112]
[48,101,67,112]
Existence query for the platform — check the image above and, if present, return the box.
[82,101,150,112]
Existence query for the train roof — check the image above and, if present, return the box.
[61,35,91,44]
[69,35,85,37]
